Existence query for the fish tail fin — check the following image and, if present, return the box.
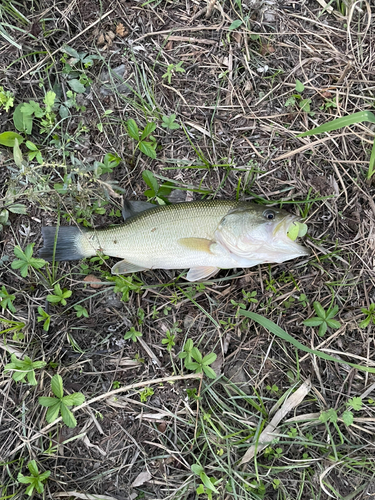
[39,226,92,262]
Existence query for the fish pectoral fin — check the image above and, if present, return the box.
[186,266,219,281]
[178,237,214,253]
[111,260,148,275]
[122,200,155,220]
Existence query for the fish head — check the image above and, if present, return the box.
[215,204,310,264]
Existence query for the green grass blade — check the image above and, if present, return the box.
[367,138,375,179]
[298,110,375,137]
[0,23,21,49]
[240,310,375,374]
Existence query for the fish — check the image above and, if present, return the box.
[39,200,310,281]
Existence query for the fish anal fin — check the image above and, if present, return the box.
[178,237,213,253]
[111,260,148,275]
[186,266,219,282]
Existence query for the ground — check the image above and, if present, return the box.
[1,0,375,499]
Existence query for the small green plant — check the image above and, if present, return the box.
[186,387,198,400]
[287,426,298,438]
[38,374,85,427]
[0,285,16,313]
[266,384,279,394]
[273,479,281,490]
[191,464,219,500]
[13,90,56,135]
[178,338,194,366]
[139,387,154,402]
[107,274,142,302]
[264,446,283,460]
[74,304,89,318]
[163,305,172,315]
[37,307,51,332]
[134,353,145,363]
[282,293,308,309]
[231,289,258,315]
[126,119,157,159]
[112,380,121,389]
[25,140,43,164]
[285,79,313,115]
[162,61,185,84]
[303,301,341,337]
[142,169,173,201]
[93,152,122,177]
[151,305,159,319]
[17,460,50,497]
[161,113,180,130]
[185,282,206,299]
[137,307,145,325]
[47,284,72,306]
[298,293,308,307]
[161,330,176,352]
[359,303,375,328]
[0,86,14,112]
[11,243,46,278]
[184,347,217,379]
[4,354,46,385]
[1,318,26,341]
[124,326,142,342]
[319,397,363,429]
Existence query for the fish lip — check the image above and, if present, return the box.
[272,214,300,237]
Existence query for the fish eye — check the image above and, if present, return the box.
[263,209,276,220]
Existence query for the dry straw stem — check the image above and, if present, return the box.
[10,373,203,456]
[240,378,312,465]
[54,492,119,500]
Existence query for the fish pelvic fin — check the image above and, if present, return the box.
[178,237,214,253]
[186,266,219,281]
[39,226,91,262]
[111,259,148,275]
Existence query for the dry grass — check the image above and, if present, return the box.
[1,0,375,499]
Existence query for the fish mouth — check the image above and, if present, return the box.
[272,214,299,236]
[272,215,311,256]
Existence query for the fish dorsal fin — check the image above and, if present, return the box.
[122,200,155,220]
[178,237,213,253]
[186,266,219,281]
[111,259,148,275]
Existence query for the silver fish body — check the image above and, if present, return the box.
[40,200,310,281]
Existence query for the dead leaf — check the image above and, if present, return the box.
[132,471,152,487]
[240,378,312,464]
[211,352,223,376]
[97,33,105,45]
[233,32,242,45]
[84,275,103,289]
[82,435,106,456]
[116,23,128,38]
[165,40,173,51]
[260,43,275,56]
[158,422,167,433]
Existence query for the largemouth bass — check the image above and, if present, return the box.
[39,200,310,281]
